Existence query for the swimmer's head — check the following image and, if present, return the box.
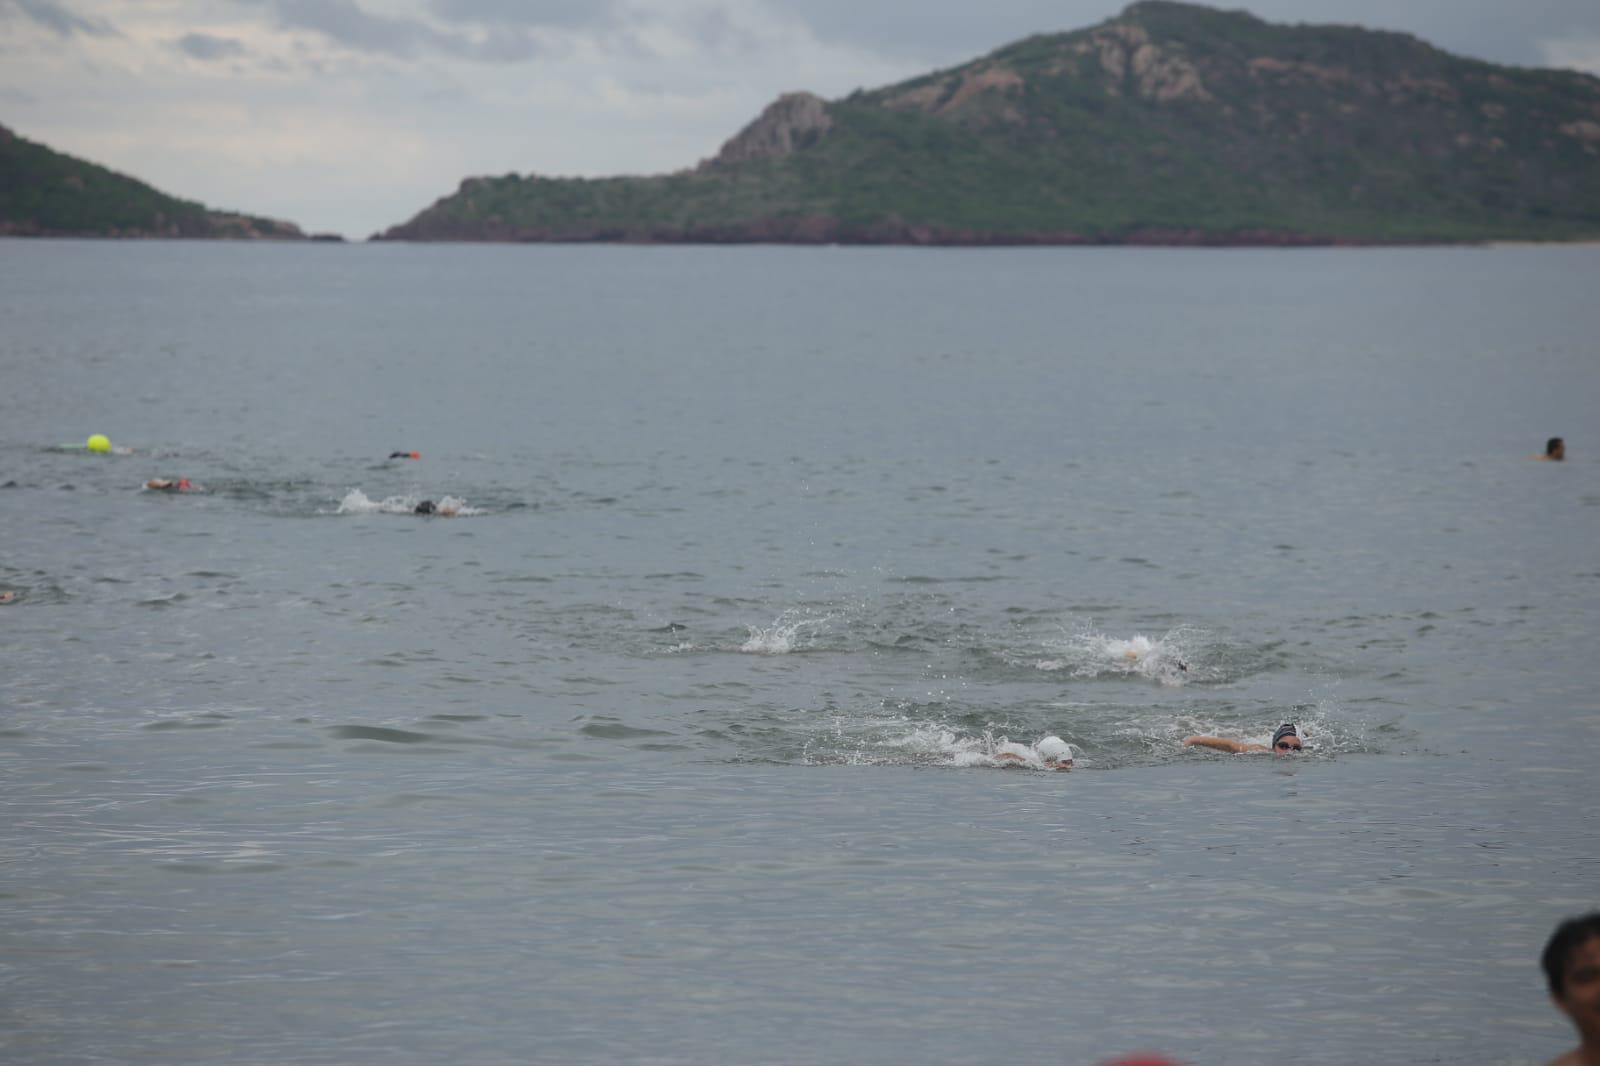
[1037,736,1074,765]
[1271,723,1303,753]
[1547,437,1566,461]
[415,500,436,515]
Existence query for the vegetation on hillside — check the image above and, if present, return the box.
[0,124,304,239]
[380,1,1600,245]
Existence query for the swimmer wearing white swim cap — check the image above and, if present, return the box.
[1035,736,1075,768]
[991,736,1075,770]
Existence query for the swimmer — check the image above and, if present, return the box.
[992,735,1076,770]
[389,451,421,460]
[145,478,200,493]
[1534,438,1566,461]
[0,591,16,605]
[413,499,459,516]
[1120,647,1188,672]
[1544,912,1600,1066]
[1184,722,1303,755]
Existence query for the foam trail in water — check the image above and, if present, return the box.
[884,727,1080,770]
[334,489,483,516]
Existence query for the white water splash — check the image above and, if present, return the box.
[740,611,829,654]
[884,726,1079,770]
[334,489,483,516]
[1031,626,1196,686]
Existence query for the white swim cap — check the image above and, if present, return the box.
[1036,736,1073,763]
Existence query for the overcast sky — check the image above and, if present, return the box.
[3,0,1598,237]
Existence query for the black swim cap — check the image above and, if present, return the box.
[415,500,436,515]
[1272,723,1298,746]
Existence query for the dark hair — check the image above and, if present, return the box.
[1543,912,1600,997]
[1547,437,1564,456]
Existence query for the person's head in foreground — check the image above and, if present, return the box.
[1543,912,1600,1066]
[1271,723,1303,753]
[1547,438,1567,461]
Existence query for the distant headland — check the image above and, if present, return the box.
[0,123,325,241]
[375,1,1600,246]
[4,1,1598,246]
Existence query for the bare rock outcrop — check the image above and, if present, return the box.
[1058,23,1212,102]
[883,65,1026,123]
[704,92,832,169]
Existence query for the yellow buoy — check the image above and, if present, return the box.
[86,434,112,453]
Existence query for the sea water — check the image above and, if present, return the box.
[1,240,1596,1064]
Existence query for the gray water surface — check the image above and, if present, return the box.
[2,241,1597,1064]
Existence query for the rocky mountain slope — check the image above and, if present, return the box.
[378,1,1600,245]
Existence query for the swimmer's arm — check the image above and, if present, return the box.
[1184,735,1254,754]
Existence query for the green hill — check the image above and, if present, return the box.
[0,124,305,239]
[378,1,1600,245]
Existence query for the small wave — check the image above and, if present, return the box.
[328,725,434,744]
[44,443,134,456]
[333,489,484,516]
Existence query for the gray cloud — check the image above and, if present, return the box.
[176,32,249,61]
[427,0,617,30]
[682,6,771,56]
[0,0,115,37]
[252,0,539,62]
[765,0,1600,70]
[269,0,426,54]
